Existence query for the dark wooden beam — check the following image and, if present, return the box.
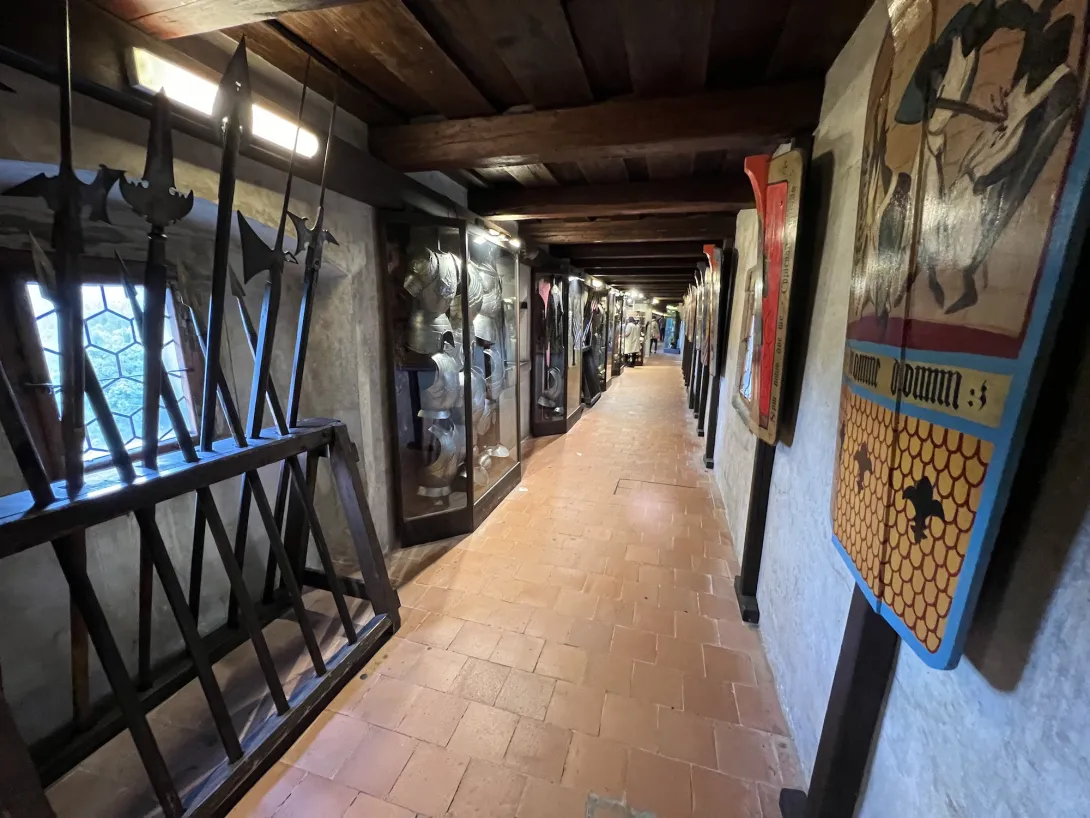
[555,241,710,259]
[225,22,404,126]
[369,81,823,171]
[592,273,701,281]
[472,176,751,219]
[99,0,368,39]
[520,215,734,244]
[579,258,705,270]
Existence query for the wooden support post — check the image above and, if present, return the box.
[779,585,899,817]
[696,358,710,436]
[0,688,55,818]
[733,439,776,623]
[328,426,401,625]
[704,249,738,469]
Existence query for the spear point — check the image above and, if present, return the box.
[213,38,253,141]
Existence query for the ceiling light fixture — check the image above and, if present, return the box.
[128,47,320,158]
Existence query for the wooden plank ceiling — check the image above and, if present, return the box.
[99,0,870,303]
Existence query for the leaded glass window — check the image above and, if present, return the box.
[26,282,196,462]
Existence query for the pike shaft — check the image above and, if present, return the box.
[142,228,168,468]
[56,0,84,497]
[201,115,242,451]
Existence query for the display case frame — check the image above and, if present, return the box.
[377,212,522,546]
[530,269,583,436]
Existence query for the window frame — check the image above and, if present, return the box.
[0,250,205,474]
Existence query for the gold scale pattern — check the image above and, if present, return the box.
[833,387,993,653]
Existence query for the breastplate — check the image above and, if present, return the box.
[404,248,459,313]
[418,344,461,419]
[482,346,506,396]
[406,310,454,355]
[405,249,459,355]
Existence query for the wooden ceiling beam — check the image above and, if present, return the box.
[588,273,697,281]
[554,242,709,259]
[100,0,368,39]
[369,81,823,171]
[578,258,705,270]
[520,215,735,244]
[472,177,751,220]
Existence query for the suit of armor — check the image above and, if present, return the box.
[404,247,459,355]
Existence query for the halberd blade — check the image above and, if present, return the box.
[287,211,311,259]
[84,165,125,224]
[121,92,194,227]
[5,165,122,231]
[213,38,253,140]
[237,212,278,283]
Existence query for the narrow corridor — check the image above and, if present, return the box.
[234,355,803,818]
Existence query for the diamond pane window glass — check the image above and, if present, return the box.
[26,282,196,462]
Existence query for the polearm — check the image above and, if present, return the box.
[226,57,310,627]
[2,0,121,496]
[120,91,194,469]
[185,298,358,644]
[264,79,340,601]
[188,40,251,619]
[201,39,252,452]
[27,239,233,816]
[118,259,329,675]
[286,79,340,429]
[239,55,310,440]
[32,245,292,728]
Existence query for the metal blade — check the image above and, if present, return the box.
[212,38,252,141]
[120,92,193,228]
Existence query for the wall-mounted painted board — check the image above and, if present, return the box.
[830,0,1090,669]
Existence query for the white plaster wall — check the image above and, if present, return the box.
[712,2,1090,814]
[713,209,758,556]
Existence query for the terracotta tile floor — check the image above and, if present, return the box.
[45,354,802,818]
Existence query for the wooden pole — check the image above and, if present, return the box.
[779,586,899,817]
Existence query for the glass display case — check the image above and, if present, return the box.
[530,270,584,435]
[379,213,522,545]
[581,287,605,405]
[603,290,619,387]
[612,292,630,376]
[566,276,585,418]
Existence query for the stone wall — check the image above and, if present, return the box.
[711,3,1090,815]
